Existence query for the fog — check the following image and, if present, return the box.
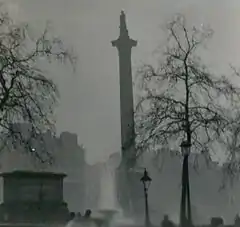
[0,0,239,164]
[0,1,240,224]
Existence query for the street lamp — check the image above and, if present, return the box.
[140,168,152,227]
[180,141,191,156]
[180,140,192,227]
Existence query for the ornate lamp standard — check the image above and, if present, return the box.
[140,168,152,227]
[180,141,192,227]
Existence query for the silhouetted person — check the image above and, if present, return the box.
[84,209,92,218]
[66,212,76,227]
[161,215,175,227]
[211,217,224,227]
[69,212,75,221]
[235,214,240,227]
[76,212,82,219]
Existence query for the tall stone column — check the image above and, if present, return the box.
[111,11,137,215]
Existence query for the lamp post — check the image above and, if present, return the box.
[180,141,192,227]
[140,168,152,227]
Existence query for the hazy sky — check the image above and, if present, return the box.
[3,0,240,164]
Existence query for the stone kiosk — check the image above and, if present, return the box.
[0,171,70,224]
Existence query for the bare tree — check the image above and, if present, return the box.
[0,7,76,163]
[135,14,240,164]
[217,110,240,190]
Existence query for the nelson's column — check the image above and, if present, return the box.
[112,11,138,215]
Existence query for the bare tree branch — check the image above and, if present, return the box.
[0,6,77,163]
[134,14,240,178]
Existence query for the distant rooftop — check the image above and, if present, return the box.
[0,170,67,178]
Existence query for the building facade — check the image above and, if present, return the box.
[0,124,86,213]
